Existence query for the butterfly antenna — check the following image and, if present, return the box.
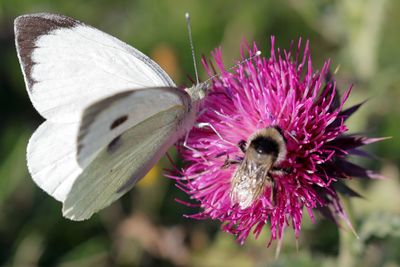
[185,12,199,85]
[204,50,262,84]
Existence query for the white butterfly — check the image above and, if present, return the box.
[14,13,208,221]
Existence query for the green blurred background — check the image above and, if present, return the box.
[0,0,399,266]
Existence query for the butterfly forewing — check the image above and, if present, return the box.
[14,13,175,123]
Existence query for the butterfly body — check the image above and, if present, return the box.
[15,13,207,220]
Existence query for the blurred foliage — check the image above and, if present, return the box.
[0,0,399,266]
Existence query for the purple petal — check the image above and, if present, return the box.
[327,135,389,151]
[334,159,384,179]
[340,101,367,120]
[333,181,363,198]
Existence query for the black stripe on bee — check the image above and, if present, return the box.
[249,136,280,158]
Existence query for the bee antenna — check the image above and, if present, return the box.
[185,12,199,85]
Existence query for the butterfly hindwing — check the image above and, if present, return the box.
[77,87,191,167]
[27,120,83,202]
[27,87,193,220]
[63,105,190,220]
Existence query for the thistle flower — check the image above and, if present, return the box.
[175,38,384,246]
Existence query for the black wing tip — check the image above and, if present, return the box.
[14,13,80,31]
[14,13,52,30]
[14,13,81,90]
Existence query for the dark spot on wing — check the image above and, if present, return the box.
[107,135,122,153]
[77,143,84,153]
[110,115,128,129]
[14,13,80,89]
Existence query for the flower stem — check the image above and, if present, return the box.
[337,198,358,267]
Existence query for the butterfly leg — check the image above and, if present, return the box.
[182,130,209,163]
[195,122,235,146]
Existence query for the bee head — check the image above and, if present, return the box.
[247,126,287,164]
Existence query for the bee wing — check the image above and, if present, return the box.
[230,159,273,209]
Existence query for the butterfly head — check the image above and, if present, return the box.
[185,82,209,103]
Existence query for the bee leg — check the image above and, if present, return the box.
[238,140,247,153]
[269,167,292,176]
[270,179,276,206]
[221,156,241,169]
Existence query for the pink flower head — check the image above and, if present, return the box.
[175,37,384,246]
